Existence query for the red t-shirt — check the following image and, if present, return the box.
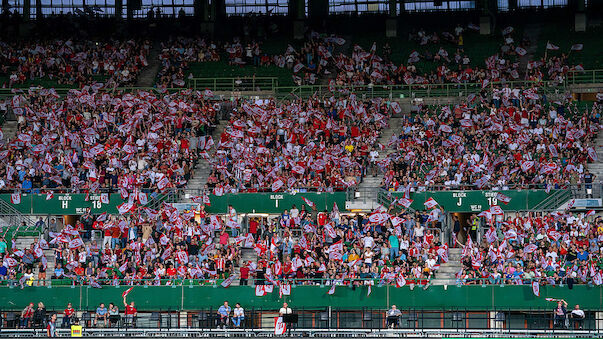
[125,305,137,315]
[64,308,75,317]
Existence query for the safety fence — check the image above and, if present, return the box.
[0,307,598,332]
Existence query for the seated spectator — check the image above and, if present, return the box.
[95,303,108,327]
[62,303,75,328]
[570,304,585,329]
[20,303,34,328]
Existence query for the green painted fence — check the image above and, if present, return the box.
[0,190,556,216]
[204,192,346,214]
[0,193,126,215]
[0,192,345,216]
[387,189,556,212]
[0,285,600,311]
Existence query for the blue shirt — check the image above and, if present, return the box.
[218,305,231,316]
[96,307,108,316]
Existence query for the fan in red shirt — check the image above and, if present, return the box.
[123,298,138,327]
[63,303,75,327]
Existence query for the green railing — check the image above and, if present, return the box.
[566,69,603,85]
[275,80,559,100]
[188,77,279,92]
[1,70,602,101]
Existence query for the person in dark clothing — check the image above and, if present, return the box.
[33,302,47,328]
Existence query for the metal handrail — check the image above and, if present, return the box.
[189,77,279,92]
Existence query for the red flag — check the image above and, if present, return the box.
[495,193,511,205]
[46,192,54,200]
[10,193,21,204]
[586,210,596,217]
[255,285,266,296]
[274,317,287,335]
[272,179,284,192]
[531,281,540,297]
[302,197,315,208]
[220,275,237,288]
[424,197,438,209]
[122,287,134,298]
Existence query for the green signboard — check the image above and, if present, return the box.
[388,190,556,212]
[0,193,125,215]
[0,189,556,216]
[205,192,347,214]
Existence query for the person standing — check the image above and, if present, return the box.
[279,302,292,316]
[123,298,137,327]
[570,304,585,329]
[553,299,568,328]
[46,314,57,337]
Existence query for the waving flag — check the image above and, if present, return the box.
[531,281,540,297]
[117,202,134,215]
[496,193,511,205]
[424,197,438,209]
[279,284,291,298]
[122,287,134,298]
[46,191,54,200]
[398,198,413,208]
[68,238,84,249]
[586,210,596,217]
[570,44,584,51]
[546,42,560,50]
[327,284,336,295]
[272,179,284,192]
[255,285,267,296]
[220,274,237,288]
[395,275,406,288]
[489,206,504,215]
[274,317,287,335]
[11,193,21,204]
[302,197,315,208]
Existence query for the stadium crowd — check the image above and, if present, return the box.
[206,96,389,193]
[380,86,601,191]
[0,87,219,193]
[457,212,603,287]
[154,25,586,90]
[0,39,151,88]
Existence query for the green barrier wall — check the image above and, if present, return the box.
[205,192,346,214]
[0,193,126,215]
[0,190,553,215]
[0,285,600,311]
[389,189,555,212]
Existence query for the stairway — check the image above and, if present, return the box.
[355,116,403,203]
[587,129,603,180]
[434,248,462,285]
[518,24,542,75]
[184,121,226,199]
[11,236,55,285]
[229,247,258,287]
[0,120,18,144]
[135,42,162,87]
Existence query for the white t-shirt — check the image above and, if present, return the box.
[279,307,292,315]
[363,236,375,248]
[234,307,245,317]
